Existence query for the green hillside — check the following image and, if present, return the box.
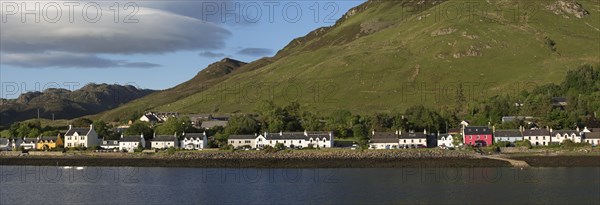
[99,0,599,121]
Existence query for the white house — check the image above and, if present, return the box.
[399,130,428,148]
[139,113,161,123]
[229,134,257,149]
[0,138,11,151]
[254,131,334,149]
[369,131,398,149]
[494,130,523,144]
[119,134,145,152]
[551,129,581,144]
[437,133,455,148]
[64,124,100,148]
[180,132,208,150]
[583,132,600,146]
[101,139,120,150]
[151,134,178,149]
[523,129,551,146]
[21,138,37,150]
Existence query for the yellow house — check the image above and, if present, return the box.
[37,134,63,150]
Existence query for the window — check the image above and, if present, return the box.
[477,136,480,140]
[484,136,487,139]
[469,136,472,140]
[299,140,301,144]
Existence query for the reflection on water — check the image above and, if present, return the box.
[0,166,598,204]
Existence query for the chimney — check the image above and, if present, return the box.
[279,131,282,136]
[395,130,398,135]
[576,127,580,132]
[153,132,156,139]
[424,129,427,134]
[493,125,496,133]
[140,134,144,139]
[550,128,553,133]
[304,130,307,136]
[69,125,72,130]
[90,124,93,129]
[372,130,375,136]
[121,134,124,138]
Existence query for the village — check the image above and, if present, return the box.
[1,111,599,154]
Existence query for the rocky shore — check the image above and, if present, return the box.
[1,149,597,168]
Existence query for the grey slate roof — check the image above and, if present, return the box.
[437,134,452,140]
[523,129,550,136]
[23,138,37,143]
[183,133,205,139]
[39,136,59,142]
[65,128,91,136]
[494,130,523,138]
[152,135,178,142]
[143,114,160,122]
[464,126,492,135]
[102,140,119,145]
[264,132,330,141]
[370,132,398,143]
[201,120,228,129]
[121,136,143,142]
[229,135,257,140]
[400,132,427,139]
[0,138,9,145]
[585,132,600,139]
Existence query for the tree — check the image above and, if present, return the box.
[352,123,369,149]
[71,118,93,127]
[155,117,192,136]
[225,115,259,135]
[125,121,153,139]
[93,120,117,140]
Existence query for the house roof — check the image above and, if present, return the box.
[152,135,177,142]
[448,128,460,134]
[142,114,160,122]
[65,128,91,136]
[264,132,330,141]
[551,130,580,136]
[120,136,143,142]
[399,132,427,139]
[229,135,256,140]
[437,134,452,140]
[201,120,228,129]
[102,140,119,145]
[585,132,600,139]
[464,126,492,135]
[523,129,550,136]
[551,97,568,106]
[183,133,205,139]
[370,132,398,143]
[23,138,37,143]
[39,136,58,142]
[0,138,9,145]
[494,130,523,138]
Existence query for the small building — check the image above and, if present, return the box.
[101,139,120,150]
[229,134,257,149]
[399,130,428,148]
[21,138,38,150]
[151,134,178,149]
[551,129,581,144]
[494,130,523,144]
[0,138,11,151]
[463,126,493,147]
[437,133,455,148]
[36,134,63,150]
[551,97,568,108]
[523,129,551,146]
[140,113,161,123]
[369,131,398,149]
[10,138,23,150]
[180,132,208,150]
[583,132,600,146]
[255,131,334,149]
[64,124,100,148]
[201,120,228,129]
[119,134,145,152]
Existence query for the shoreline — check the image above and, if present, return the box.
[0,152,600,168]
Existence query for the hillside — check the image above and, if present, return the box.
[98,0,600,120]
[0,84,154,126]
[94,58,256,121]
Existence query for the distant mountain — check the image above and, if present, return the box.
[0,84,155,126]
[96,0,599,120]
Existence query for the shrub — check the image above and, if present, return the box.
[167,147,176,155]
[262,145,277,153]
[274,143,285,150]
[514,140,532,149]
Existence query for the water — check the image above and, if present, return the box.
[0,166,598,204]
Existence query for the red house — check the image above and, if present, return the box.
[463,126,493,147]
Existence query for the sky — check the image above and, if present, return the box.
[0,0,365,99]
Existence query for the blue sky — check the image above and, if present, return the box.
[0,0,365,99]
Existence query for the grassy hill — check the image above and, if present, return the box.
[97,0,600,121]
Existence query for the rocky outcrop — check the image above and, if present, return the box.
[546,0,589,18]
